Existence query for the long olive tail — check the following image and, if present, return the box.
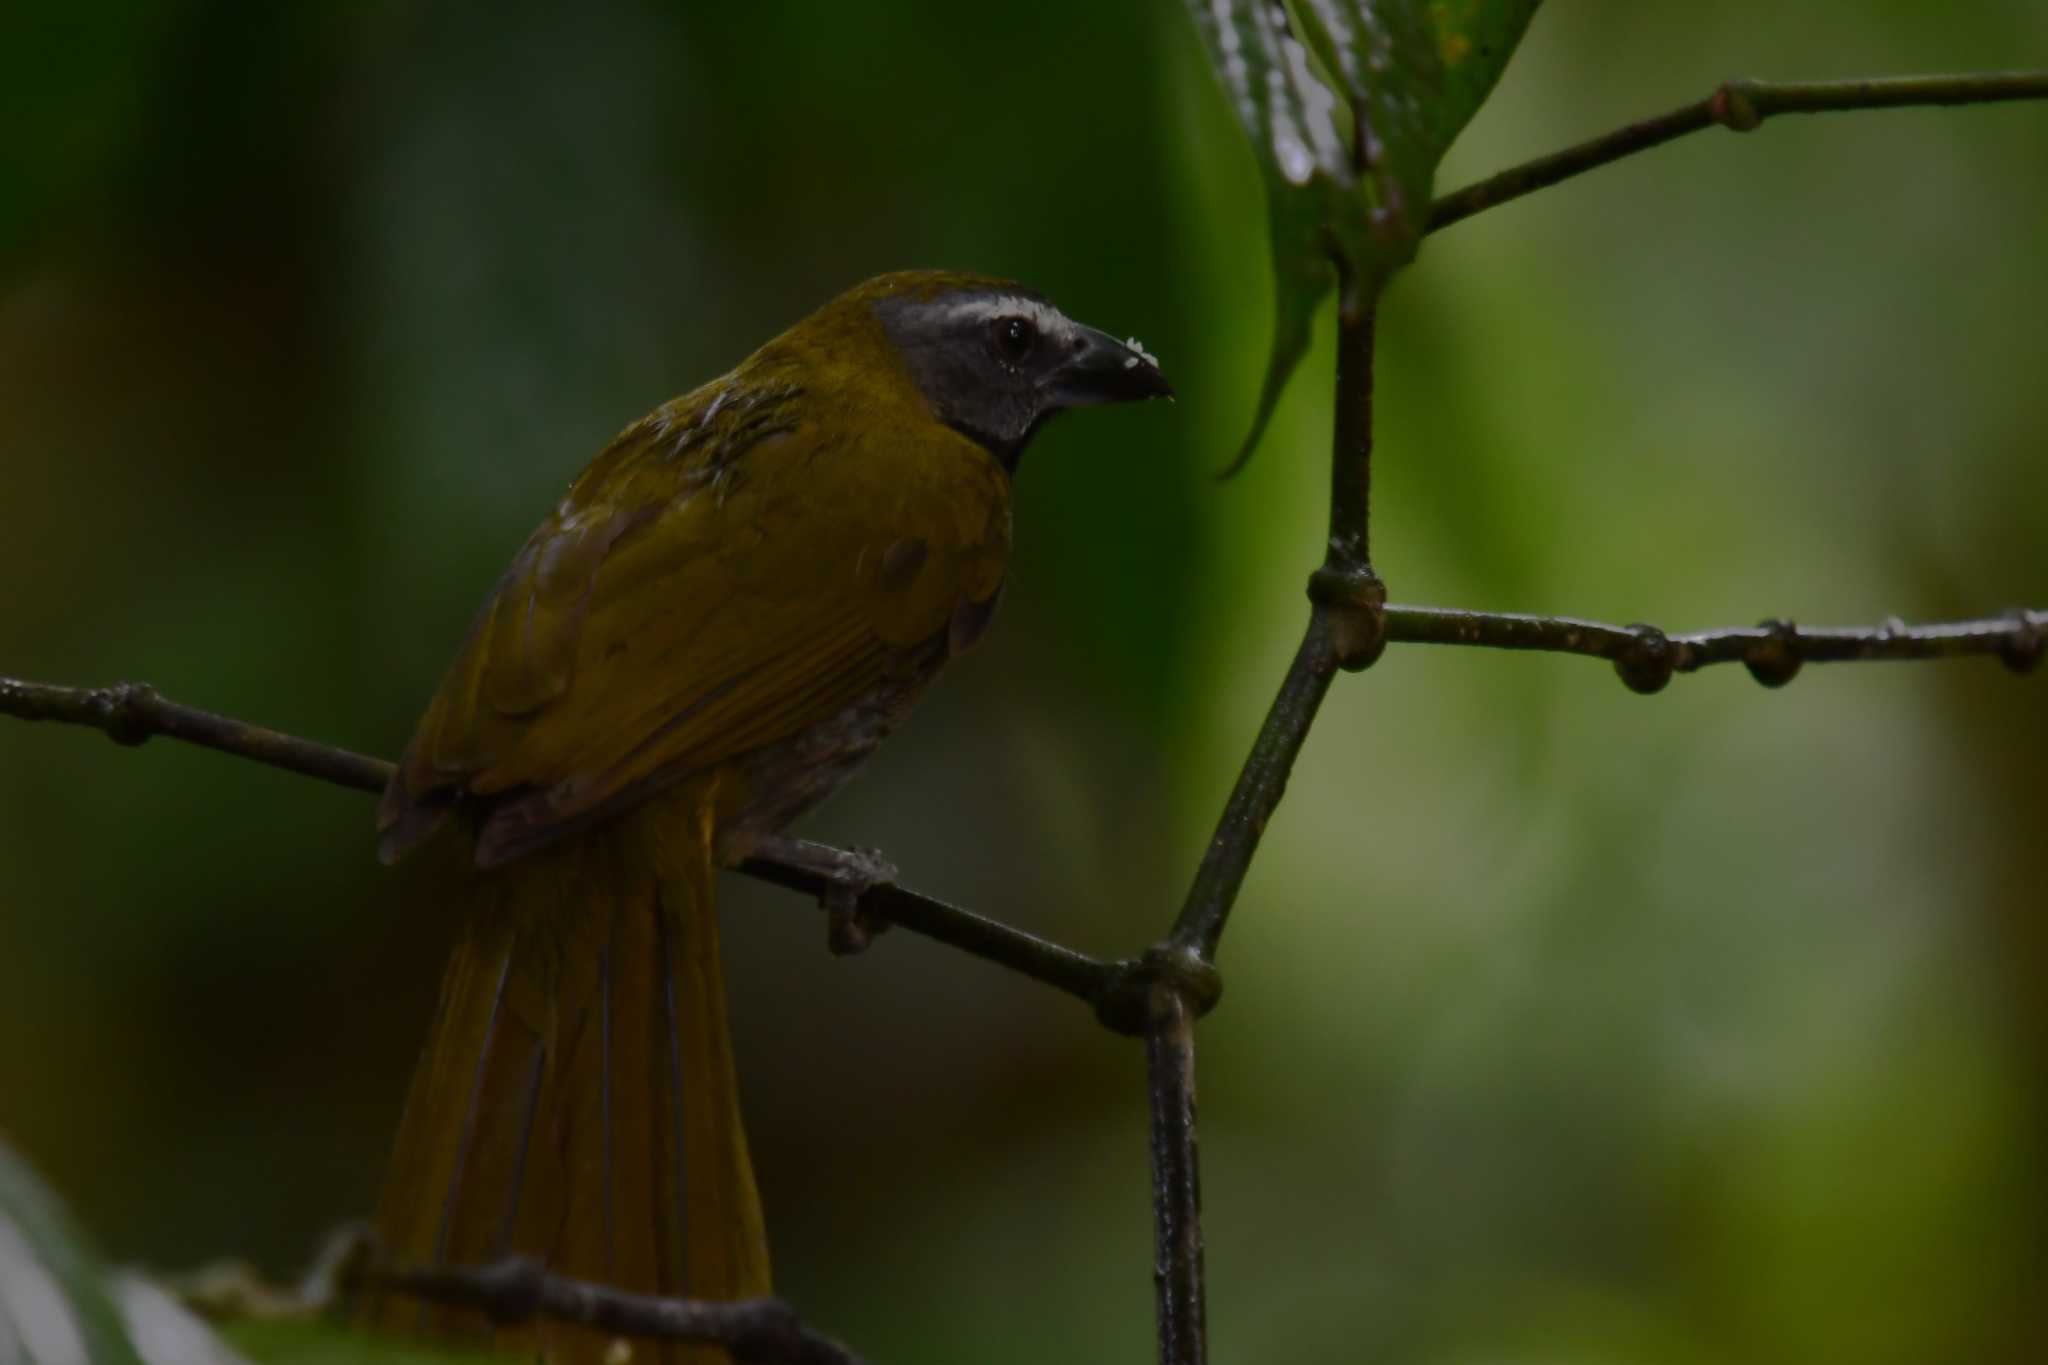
[368,785,771,1365]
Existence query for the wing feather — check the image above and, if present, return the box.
[381,374,1011,863]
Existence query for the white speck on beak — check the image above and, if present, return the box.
[1123,336,1161,369]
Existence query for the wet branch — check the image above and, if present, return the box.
[372,1258,863,1365]
[1386,606,2047,692]
[1145,987,1206,1365]
[736,854,1121,1004]
[1140,302,1385,1365]
[1428,70,2048,234]
[0,677,393,793]
[1167,305,1384,969]
[0,674,1121,1010]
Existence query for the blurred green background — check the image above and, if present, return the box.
[4,3,2045,1361]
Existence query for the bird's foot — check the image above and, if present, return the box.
[821,845,897,956]
[739,835,899,956]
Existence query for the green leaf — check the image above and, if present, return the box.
[0,1136,146,1365]
[1182,0,1540,471]
[0,1137,491,1365]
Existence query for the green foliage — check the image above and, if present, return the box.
[1181,0,1538,469]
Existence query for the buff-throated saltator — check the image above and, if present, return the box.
[367,272,1171,1363]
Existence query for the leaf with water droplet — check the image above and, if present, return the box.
[1183,0,1539,473]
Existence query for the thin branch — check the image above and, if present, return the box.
[1384,605,2047,693]
[1138,304,1385,1365]
[1428,70,2048,234]
[1326,306,1379,572]
[1146,987,1205,1365]
[371,1258,863,1365]
[1166,304,1382,966]
[0,677,391,793]
[1164,618,1340,966]
[0,674,1121,1007]
[736,855,1120,1004]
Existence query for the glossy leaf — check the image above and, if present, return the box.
[0,1137,146,1365]
[112,1276,256,1365]
[1182,0,1539,470]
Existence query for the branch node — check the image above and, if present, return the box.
[1095,946,1223,1038]
[98,681,161,746]
[1997,609,2045,675]
[1709,79,1765,131]
[1149,943,1224,1017]
[1743,618,1804,688]
[1093,959,1153,1037]
[1309,564,1388,672]
[1614,623,1677,694]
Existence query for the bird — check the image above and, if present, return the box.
[365,270,1172,1363]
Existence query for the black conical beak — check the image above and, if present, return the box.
[1047,323,1174,407]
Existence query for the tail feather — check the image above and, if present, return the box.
[369,783,770,1364]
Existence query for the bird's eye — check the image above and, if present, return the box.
[992,315,1037,364]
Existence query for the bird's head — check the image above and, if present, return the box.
[821,271,1173,469]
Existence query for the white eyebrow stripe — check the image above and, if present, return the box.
[934,294,1063,331]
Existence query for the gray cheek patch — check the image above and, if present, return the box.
[871,288,1077,467]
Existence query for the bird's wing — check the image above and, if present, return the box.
[379,384,1010,863]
